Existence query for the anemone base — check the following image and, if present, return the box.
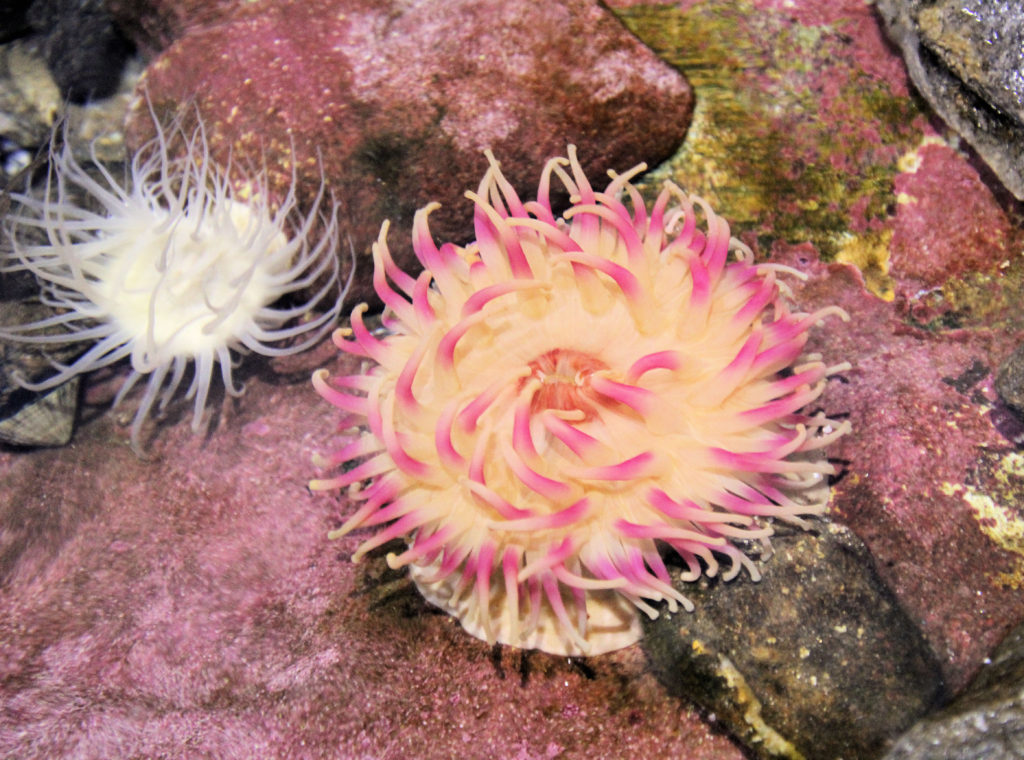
[408,560,643,656]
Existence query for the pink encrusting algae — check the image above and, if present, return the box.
[311,146,851,656]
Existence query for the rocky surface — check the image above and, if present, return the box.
[884,620,1024,759]
[0,38,61,152]
[878,0,1024,200]
[3,0,1024,758]
[643,523,945,760]
[108,0,695,304]
[0,294,80,446]
[0,27,142,180]
[613,0,1024,698]
[0,343,743,760]
[996,342,1024,415]
[26,0,134,102]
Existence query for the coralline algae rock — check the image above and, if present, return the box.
[109,0,695,301]
[0,343,747,760]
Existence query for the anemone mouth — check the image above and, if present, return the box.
[522,348,608,419]
[313,145,850,655]
[0,106,347,450]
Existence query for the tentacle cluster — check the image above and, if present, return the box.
[1,108,345,450]
[312,146,850,655]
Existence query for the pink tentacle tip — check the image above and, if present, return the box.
[311,369,368,414]
[591,375,655,415]
[330,326,353,351]
[571,451,657,482]
[625,350,683,384]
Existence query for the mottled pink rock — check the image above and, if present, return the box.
[113,0,694,302]
[782,244,1024,693]
[890,140,1014,296]
[0,345,742,760]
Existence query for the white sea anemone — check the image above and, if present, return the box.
[1,111,345,449]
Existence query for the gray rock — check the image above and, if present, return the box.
[642,521,945,760]
[878,0,1024,199]
[27,0,135,103]
[884,621,1024,759]
[996,342,1024,413]
[992,343,1024,445]
[0,292,83,448]
[0,377,78,447]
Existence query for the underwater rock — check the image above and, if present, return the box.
[0,296,81,447]
[878,0,1024,199]
[779,238,1024,695]
[993,343,1024,444]
[884,620,1024,759]
[26,0,134,103]
[0,2,32,45]
[0,344,747,760]
[995,342,1024,415]
[0,378,78,448]
[110,0,694,302]
[0,39,61,150]
[888,139,1013,302]
[642,522,945,760]
[0,23,140,182]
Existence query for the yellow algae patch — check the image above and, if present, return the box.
[835,230,895,301]
[717,654,807,760]
[941,452,1024,588]
[896,135,949,175]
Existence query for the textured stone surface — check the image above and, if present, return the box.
[615,0,1024,698]
[4,0,1024,757]
[996,342,1024,414]
[888,140,1014,301]
[0,30,142,179]
[878,0,1024,199]
[111,0,695,303]
[27,0,134,102]
[785,245,1024,696]
[0,273,82,448]
[643,523,945,760]
[0,40,61,150]
[885,621,1024,760]
[0,342,744,760]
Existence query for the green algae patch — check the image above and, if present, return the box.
[612,2,923,268]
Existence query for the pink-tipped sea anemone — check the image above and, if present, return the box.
[1,109,344,450]
[311,146,850,655]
